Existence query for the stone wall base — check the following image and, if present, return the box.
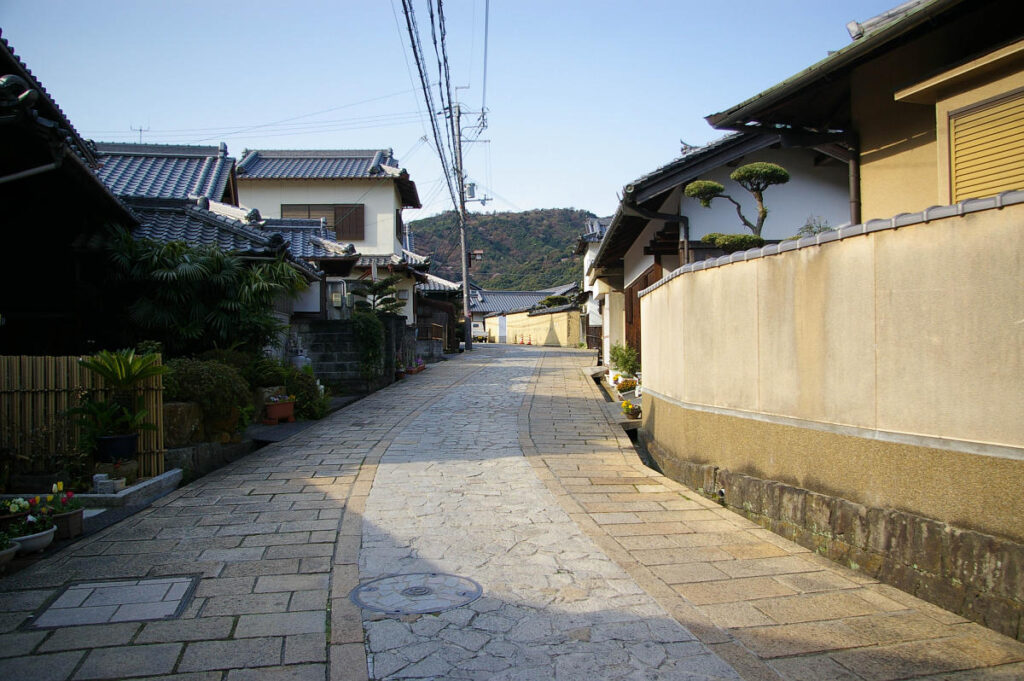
[165,441,256,484]
[641,433,1024,642]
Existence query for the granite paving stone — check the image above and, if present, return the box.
[2,346,1023,681]
[73,642,182,679]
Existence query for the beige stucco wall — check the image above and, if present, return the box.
[639,203,1024,540]
[505,310,581,347]
[484,316,500,343]
[237,178,404,255]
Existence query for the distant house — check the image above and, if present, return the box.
[236,149,427,323]
[588,132,849,365]
[471,283,579,343]
[0,32,137,354]
[574,217,611,350]
[94,143,362,322]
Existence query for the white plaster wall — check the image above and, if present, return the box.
[238,179,404,255]
[582,242,603,325]
[601,291,625,366]
[623,188,680,288]
[683,147,850,241]
[294,281,320,313]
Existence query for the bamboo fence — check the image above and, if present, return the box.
[0,355,165,478]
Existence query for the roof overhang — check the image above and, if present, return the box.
[706,0,964,132]
[591,133,782,275]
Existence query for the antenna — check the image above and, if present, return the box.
[130,125,150,143]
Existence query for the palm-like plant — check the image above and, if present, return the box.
[106,227,308,354]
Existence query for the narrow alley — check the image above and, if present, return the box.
[1,346,1021,681]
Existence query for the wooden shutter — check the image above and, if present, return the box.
[334,204,364,241]
[950,90,1024,202]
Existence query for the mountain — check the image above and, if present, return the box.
[407,208,594,290]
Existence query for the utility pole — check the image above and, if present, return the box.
[454,103,473,351]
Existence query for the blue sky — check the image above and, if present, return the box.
[1,1,897,219]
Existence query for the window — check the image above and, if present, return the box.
[949,90,1024,202]
[281,203,365,241]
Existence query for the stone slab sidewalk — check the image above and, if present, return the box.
[0,345,1021,681]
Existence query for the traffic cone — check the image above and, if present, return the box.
[527,335,532,345]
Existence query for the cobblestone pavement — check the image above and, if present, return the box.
[1,345,1022,681]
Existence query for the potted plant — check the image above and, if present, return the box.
[621,401,642,419]
[8,508,56,554]
[394,357,406,380]
[263,393,296,425]
[47,482,84,539]
[0,497,30,532]
[72,349,167,462]
[0,530,18,569]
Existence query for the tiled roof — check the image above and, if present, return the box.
[539,282,579,295]
[236,149,397,180]
[95,142,236,201]
[403,249,430,266]
[468,290,553,314]
[418,273,461,292]
[0,31,95,166]
[236,148,422,208]
[529,303,579,316]
[123,198,319,278]
[357,254,409,268]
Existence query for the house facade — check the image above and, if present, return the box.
[236,149,424,323]
[574,217,610,349]
[640,0,1024,640]
[588,133,850,368]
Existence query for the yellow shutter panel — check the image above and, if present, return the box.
[950,91,1024,202]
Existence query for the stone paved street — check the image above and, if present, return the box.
[1,345,1023,680]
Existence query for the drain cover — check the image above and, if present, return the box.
[29,576,198,629]
[350,573,482,614]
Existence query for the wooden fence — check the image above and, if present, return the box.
[0,355,165,479]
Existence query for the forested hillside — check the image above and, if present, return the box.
[408,208,594,290]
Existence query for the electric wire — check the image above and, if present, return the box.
[400,0,460,212]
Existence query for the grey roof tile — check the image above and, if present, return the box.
[95,142,235,200]
[469,290,552,314]
[124,198,319,278]
[236,149,396,180]
[419,273,461,292]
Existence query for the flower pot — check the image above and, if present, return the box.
[0,543,18,569]
[96,433,139,463]
[111,477,127,493]
[53,508,84,540]
[12,526,55,554]
[263,401,295,425]
[394,371,405,380]
[0,511,28,533]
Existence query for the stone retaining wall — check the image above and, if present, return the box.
[642,435,1024,642]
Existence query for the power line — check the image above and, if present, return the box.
[400,0,459,212]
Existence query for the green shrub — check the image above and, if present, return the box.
[286,365,329,420]
[609,343,640,377]
[247,357,289,388]
[164,359,250,422]
[353,310,385,381]
[701,232,765,253]
[198,349,257,374]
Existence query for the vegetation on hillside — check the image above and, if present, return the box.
[408,208,594,290]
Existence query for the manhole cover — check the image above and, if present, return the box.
[350,573,482,614]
